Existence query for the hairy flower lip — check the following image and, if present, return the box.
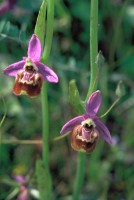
[71,125,99,153]
[76,133,98,143]
[13,71,43,97]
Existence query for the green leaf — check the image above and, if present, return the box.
[34,0,47,48]
[36,159,46,200]
[0,97,7,144]
[69,80,84,115]
[0,97,6,128]
[36,159,52,200]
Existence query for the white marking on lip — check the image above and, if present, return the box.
[76,130,98,143]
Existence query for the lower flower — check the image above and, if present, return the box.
[60,91,113,153]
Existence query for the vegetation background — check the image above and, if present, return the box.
[0,0,134,199]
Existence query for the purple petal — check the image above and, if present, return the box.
[60,116,83,134]
[37,62,59,83]
[86,90,102,116]
[14,176,26,183]
[94,118,113,144]
[3,60,25,77]
[27,34,42,62]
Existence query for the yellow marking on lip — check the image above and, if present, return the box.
[81,118,96,128]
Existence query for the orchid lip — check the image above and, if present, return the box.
[13,70,43,97]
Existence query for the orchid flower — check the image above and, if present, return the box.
[14,176,29,200]
[3,34,58,97]
[0,0,17,15]
[60,90,113,153]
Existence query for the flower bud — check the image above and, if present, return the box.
[115,80,125,98]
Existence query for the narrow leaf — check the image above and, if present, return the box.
[6,188,19,200]
[36,159,52,200]
[69,80,84,114]
[34,0,47,48]
[0,97,7,144]
[36,159,46,200]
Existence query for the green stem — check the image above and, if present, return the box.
[42,0,54,164]
[42,83,49,167]
[41,0,54,199]
[73,152,86,200]
[0,97,7,128]
[86,0,98,101]
[0,97,7,144]
[73,1,98,199]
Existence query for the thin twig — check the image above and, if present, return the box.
[1,139,43,145]
[100,98,120,118]
[53,131,71,141]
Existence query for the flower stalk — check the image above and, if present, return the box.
[86,0,98,101]
[41,0,54,166]
[41,0,54,199]
[34,0,55,199]
[73,0,98,199]
[100,98,120,119]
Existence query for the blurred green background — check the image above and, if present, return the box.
[0,0,134,199]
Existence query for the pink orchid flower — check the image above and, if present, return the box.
[60,90,113,153]
[3,34,58,97]
[14,176,29,200]
[0,0,17,15]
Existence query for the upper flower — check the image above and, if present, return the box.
[60,90,112,153]
[3,34,58,97]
